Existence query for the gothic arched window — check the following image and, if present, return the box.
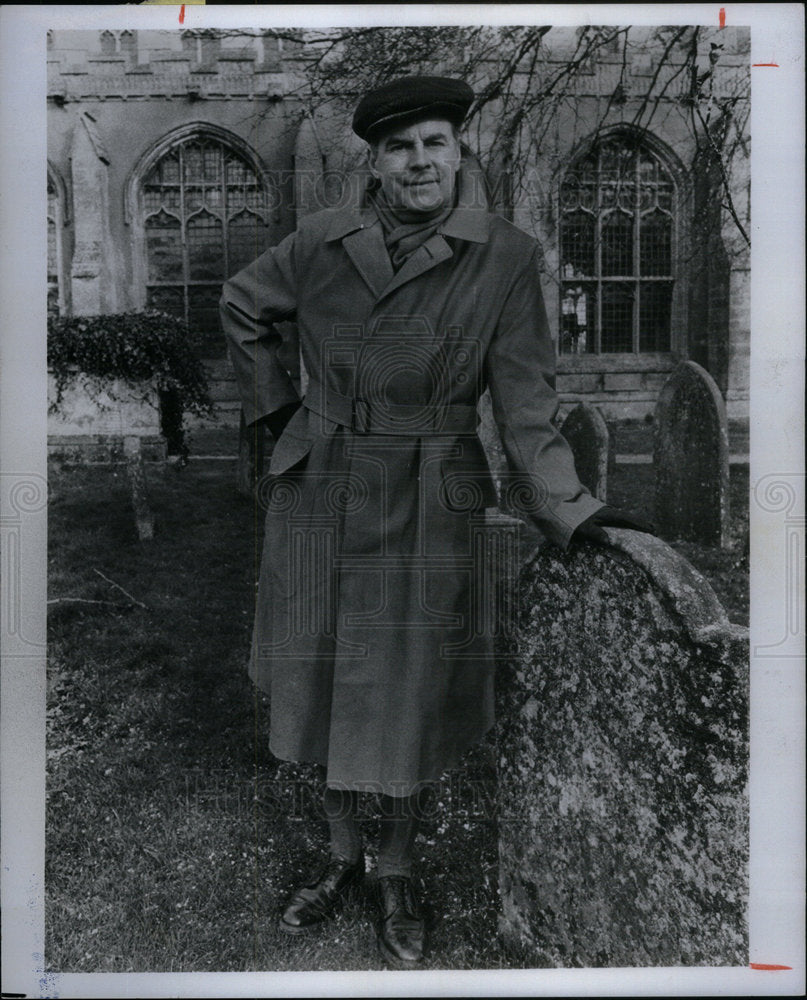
[559,133,678,355]
[98,30,137,56]
[119,31,136,56]
[140,131,272,356]
[47,168,68,318]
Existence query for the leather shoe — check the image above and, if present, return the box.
[376,875,426,968]
[279,855,364,934]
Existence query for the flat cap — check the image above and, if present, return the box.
[352,75,474,141]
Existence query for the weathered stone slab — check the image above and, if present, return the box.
[237,408,265,498]
[560,402,609,501]
[654,360,730,547]
[494,527,748,967]
[47,374,161,438]
[47,375,167,462]
[477,388,507,499]
[123,435,154,540]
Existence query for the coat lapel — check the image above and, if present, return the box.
[340,228,454,306]
[376,234,454,303]
[327,160,491,305]
[341,224,394,300]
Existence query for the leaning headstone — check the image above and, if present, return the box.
[237,409,265,498]
[477,389,508,500]
[123,435,154,540]
[494,523,748,967]
[654,360,730,547]
[560,402,610,501]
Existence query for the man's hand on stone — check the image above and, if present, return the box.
[573,505,656,544]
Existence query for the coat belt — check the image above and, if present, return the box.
[303,376,478,436]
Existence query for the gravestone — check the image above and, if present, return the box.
[47,376,162,539]
[123,435,154,540]
[560,402,610,501]
[654,360,730,547]
[494,524,748,967]
[477,388,508,500]
[237,410,266,498]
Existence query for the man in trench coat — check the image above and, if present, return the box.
[220,76,646,967]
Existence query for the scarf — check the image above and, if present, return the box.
[370,186,457,270]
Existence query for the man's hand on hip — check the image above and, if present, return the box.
[261,401,301,440]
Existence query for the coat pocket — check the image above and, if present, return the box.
[439,453,499,512]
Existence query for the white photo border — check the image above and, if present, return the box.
[1,3,804,997]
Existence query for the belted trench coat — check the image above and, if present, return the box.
[220,169,603,796]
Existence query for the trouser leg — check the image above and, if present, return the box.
[321,785,362,864]
[278,783,364,934]
[377,785,432,879]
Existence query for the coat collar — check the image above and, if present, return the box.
[323,160,491,246]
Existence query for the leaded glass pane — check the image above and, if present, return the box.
[616,178,636,212]
[245,187,266,213]
[228,211,267,277]
[47,175,61,317]
[147,285,184,317]
[560,210,595,278]
[560,152,596,212]
[600,139,635,177]
[560,282,596,355]
[187,210,224,281]
[146,210,182,283]
[144,186,180,215]
[638,151,656,211]
[657,182,674,211]
[47,218,59,318]
[203,145,221,182]
[600,141,635,212]
[188,285,225,351]
[601,210,633,276]
[226,157,248,185]
[560,177,596,212]
[47,219,57,280]
[228,185,246,211]
[639,282,673,351]
[147,154,179,187]
[48,175,57,218]
[205,187,223,213]
[184,186,204,214]
[601,283,634,353]
[640,209,672,276]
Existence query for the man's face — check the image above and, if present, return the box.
[368,118,461,214]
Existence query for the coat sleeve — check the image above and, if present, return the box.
[484,246,604,549]
[219,231,301,427]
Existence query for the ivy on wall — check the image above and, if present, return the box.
[48,311,215,454]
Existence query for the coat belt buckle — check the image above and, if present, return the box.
[351,397,371,434]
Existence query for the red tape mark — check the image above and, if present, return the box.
[750,963,792,971]
[179,4,185,24]
[719,7,726,28]
[752,63,780,67]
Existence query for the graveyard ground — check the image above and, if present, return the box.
[45,453,749,972]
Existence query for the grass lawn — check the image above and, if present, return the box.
[45,457,748,972]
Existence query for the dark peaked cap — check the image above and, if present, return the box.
[352,76,474,141]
